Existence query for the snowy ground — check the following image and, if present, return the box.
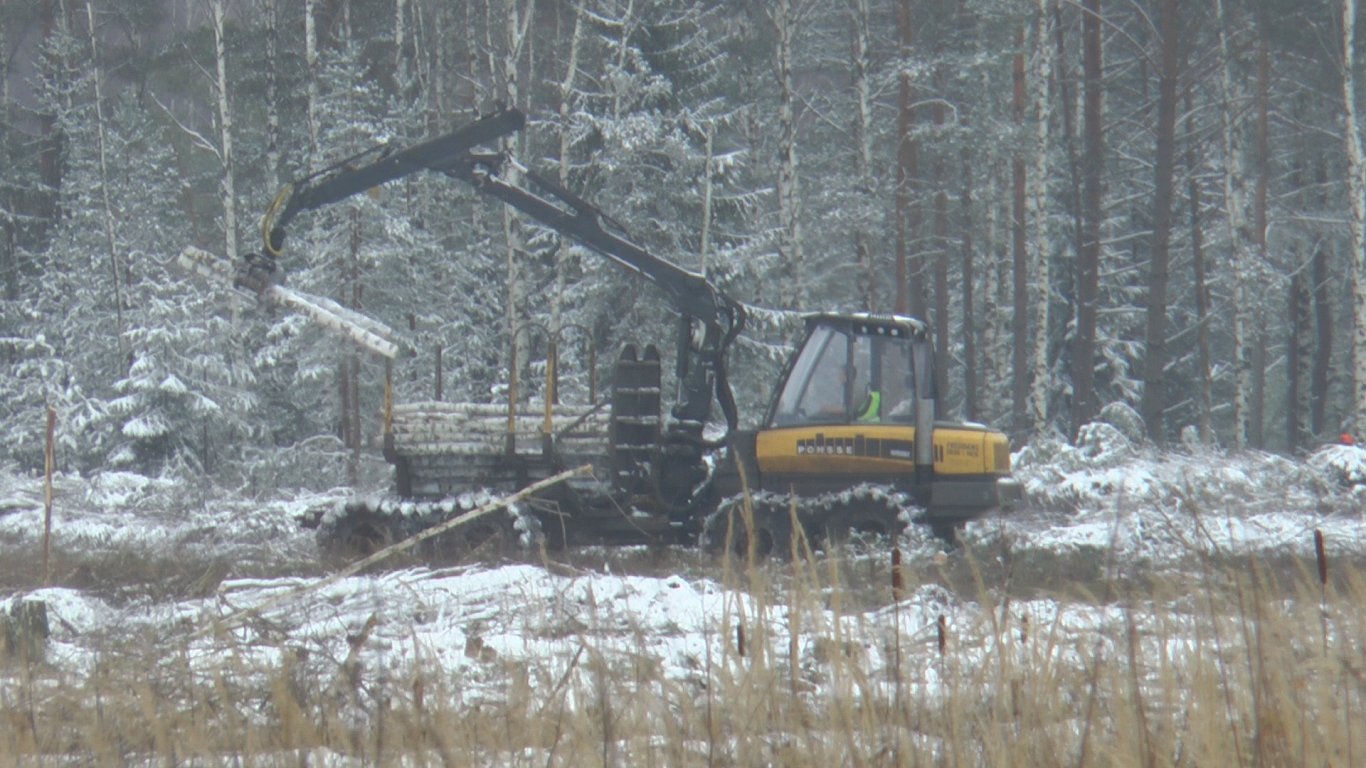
[1,437,1364,739]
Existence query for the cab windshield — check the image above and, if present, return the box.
[769,323,917,426]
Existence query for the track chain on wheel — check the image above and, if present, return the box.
[701,492,796,559]
[318,490,542,564]
[702,484,922,559]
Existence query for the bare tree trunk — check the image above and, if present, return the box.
[0,10,13,302]
[1251,36,1271,448]
[394,0,408,87]
[554,6,584,336]
[1312,161,1334,437]
[1140,0,1180,443]
[850,0,876,310]
[38,0,64,231]
[1342,0,1366,432]
[932,78,949,408]
[1055,1,1084,285]
[775,0,805,309]
[1011,25,1028,435]
[263,0,280,185]
[499,0,533,394]
[86,0,126,349]
[1073,0,1103,434]
[961,147,977,421]
[305,0,320,162]
[1183,76,1214,445]
[894,0,918,316]
[981,163,1005,423]
[1027,2,1054,433]
[1288,267,1309,452]
[1216,0,1251,448]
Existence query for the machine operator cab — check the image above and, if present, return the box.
[768,313,934,428]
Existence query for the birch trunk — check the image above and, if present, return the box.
[1216,0,1250,448]
[211,0,237,263]
[554,6,584,336]
[499,0,533,397]
[394,0,408,86]
[263,0,279,185]
[981,163,1003,423]
[1250,36,1271,448]
[775,0,805,309]
[1011,25,1028,435]
[894,0,917,316]
[932,72,949,409]
[849,0,875,310]
[305,0,320,162]
[1027,2,1054,432]
[85,0,125,346]
[961,146,977,421]
[1342,0,1366,431]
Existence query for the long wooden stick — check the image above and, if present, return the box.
[43,406,55,586]
[178,246,401,358]
[202,464,593,637]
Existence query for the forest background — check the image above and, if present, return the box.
[2,0,1364,487]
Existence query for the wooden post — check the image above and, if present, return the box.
[43,406,55,585]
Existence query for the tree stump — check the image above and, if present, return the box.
[2,600,50,663]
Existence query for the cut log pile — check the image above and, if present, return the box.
[388,401,612,458]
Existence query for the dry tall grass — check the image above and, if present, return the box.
[2,527,1364,767]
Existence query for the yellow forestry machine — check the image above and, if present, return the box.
[244,108,1021,557]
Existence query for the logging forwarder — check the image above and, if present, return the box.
[249,107,1021,556]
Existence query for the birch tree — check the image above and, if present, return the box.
[1215,0,1251,448]
[1342,0,1366,430]
[849,0,876,311]
[210,0,238,263]
[1011,24,1028,434]
[774,0,805,309]
[1027,1,1053,433]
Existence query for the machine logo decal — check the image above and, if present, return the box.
[795,433,914,461]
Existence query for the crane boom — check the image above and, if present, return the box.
[258,107,745,511]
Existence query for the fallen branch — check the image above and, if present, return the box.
[200,464,593,638]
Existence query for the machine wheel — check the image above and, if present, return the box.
[821,507,903,550]
[319,504,397,559]
[702,494,794,560]
[816,490,908,552]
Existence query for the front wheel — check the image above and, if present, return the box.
[702,495,794,560]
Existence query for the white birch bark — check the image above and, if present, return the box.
[775,0,805,308]
[500,0,534,393]
[304,0,320,163]
[1216,0,1250,448]
[849,0,874,309]
[981,160,1004,422]
[1027,1,1053,431]
[263,0,279,185]
[553,6,584,336]
[395,0,407,85]
[85,0,125,344]
[1343,0,1366,429]
[211,0,237,263]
